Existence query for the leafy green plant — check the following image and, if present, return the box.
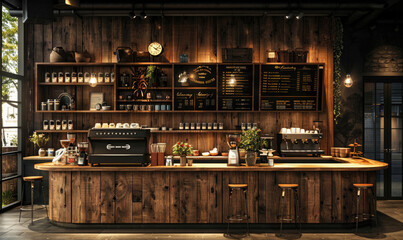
[240,129,263,152]
[172,142,193,156]
[29,132,49,148]
[2,189,16,206]
[333,17,343,124]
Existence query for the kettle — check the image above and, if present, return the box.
[114,47,135,62]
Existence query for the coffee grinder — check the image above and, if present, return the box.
[226,134,241,166]
[77,142,89,166]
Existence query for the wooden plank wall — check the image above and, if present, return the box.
[24,16,334,156]
[48,171,376,224]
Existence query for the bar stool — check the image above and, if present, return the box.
[226,183,249,237]
[278,184,301,235]
[353,183,377,233]
[19,176,47,224]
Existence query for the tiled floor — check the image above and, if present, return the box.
[0,200,402,240]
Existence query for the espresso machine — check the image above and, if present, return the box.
[226,134,241,166]
[277,132,324,157]
[77,142,89,166]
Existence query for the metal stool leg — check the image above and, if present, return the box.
[280,188,286,234]
[371,187,377,227]
[19,181,24,222]
[244,188,249,236]
[31,181,35,224]
[294,188,301,233]
[355,188,361,233]
[226,188,232,236]
[41,180,48,219]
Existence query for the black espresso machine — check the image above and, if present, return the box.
[88,128,150,166]
[277,132,324,157]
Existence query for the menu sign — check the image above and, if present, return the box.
[218,65,253,110]
[174,90,194,110]
[174,65,216,87]
[174,89,216,110]
[260,64,323,111]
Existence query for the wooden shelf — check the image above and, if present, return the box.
[35,130,89,133]
[39,82,114,86]
[36,62,115,66]
[151,130,241,133]
[117,87,172,90]
[116,62,173,66]
[174,87,216,90]
[23,156,54,161]
[117,99,172,103]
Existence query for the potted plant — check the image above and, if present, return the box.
[172,142,193,166]
[240,128,263,166]
[29,132,49,157]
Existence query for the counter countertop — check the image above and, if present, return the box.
[35,157,387,172]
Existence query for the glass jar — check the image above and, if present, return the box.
[66,146,78,165]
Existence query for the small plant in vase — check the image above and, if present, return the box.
[172,142,193,166]
[29,132,49,157]
[240,128,263,166]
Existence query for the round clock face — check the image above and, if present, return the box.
[148,42,163,56]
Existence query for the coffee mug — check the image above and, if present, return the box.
[140,105,147,111]
[119,104,126,110]
[126,104,133,110]
[116,123,123,128]
[123,123,130,128]
[95,123,102,128]
[167,105,172,111]
[161,105,166,111]
[133,105,139,111]
[155,105,161,111]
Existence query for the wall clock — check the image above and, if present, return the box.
[148,42,163,57]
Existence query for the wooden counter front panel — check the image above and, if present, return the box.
[48,171,376,224]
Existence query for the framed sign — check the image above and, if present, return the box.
[89,92,104,110]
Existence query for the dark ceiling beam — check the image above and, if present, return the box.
[352,0,400,29]
[74,2,386,11]
[2,0,22,9]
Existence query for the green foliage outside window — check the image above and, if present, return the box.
[2,6,19,100]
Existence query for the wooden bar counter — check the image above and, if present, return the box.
[35,157,387,225]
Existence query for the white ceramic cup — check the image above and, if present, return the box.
[291,128,296,133]
[116,123,122,128]
[102,123,109,128]
[286,129,291,134]
[301,129,305,133]
[296,128,301,133]
[109,123,115,128]
[123,123,130,128]
[281,128,287,133]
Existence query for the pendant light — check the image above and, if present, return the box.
[344,74,353,88]
[89,73,97,87]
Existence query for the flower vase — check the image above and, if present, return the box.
[245,150,256,166]
[180,155,187,166]
[38,148,46,157]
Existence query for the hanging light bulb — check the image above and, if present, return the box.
[229,74,236,86]
[178,71,189,83]
[285,12,293,19]
[89,73,97,87]
[344,74,353,88]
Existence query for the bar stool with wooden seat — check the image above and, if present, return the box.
[225,183,249,237]
[278,184,301,236]
[353,183,377,233]
[19,176,47,224]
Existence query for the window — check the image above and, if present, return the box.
[1,3,23,211]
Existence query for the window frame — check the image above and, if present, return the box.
[0,2,23,212]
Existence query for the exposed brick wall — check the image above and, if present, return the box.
[364,45,403,72]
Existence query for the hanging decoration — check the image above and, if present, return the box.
[333,17,343,124]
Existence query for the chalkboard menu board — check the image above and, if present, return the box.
[174,65,216,87]
[218,65,253,110]
[174,89,216,110]
[260,64,323,111]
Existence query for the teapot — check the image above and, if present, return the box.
[114,47,136,62]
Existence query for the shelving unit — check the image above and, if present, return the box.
[34,62,324,137]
